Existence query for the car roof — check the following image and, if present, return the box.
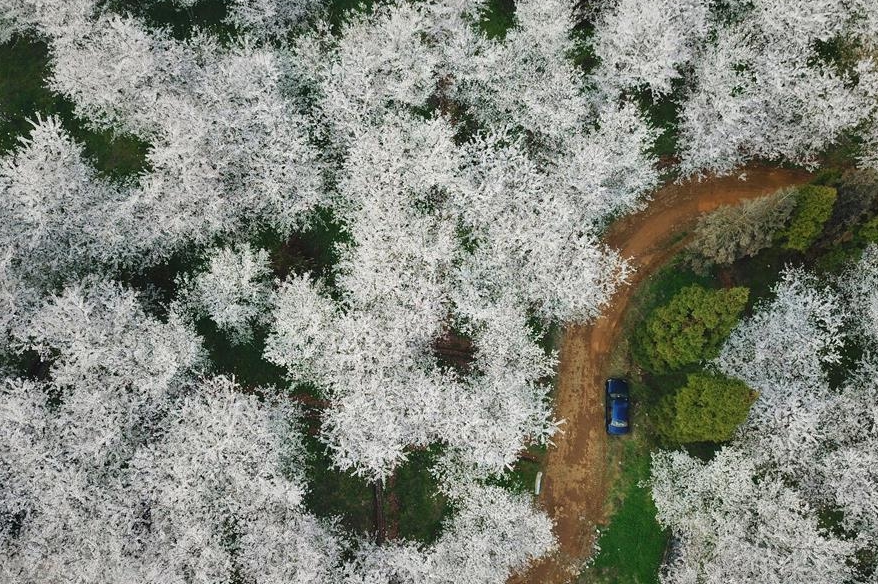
[608,396,630,434]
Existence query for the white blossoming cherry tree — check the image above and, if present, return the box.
[175,244,273,344]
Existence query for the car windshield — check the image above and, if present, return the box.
[610,419,628,428]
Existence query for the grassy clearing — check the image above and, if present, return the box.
[303,442,453,543]
[632,83,685,162]
[724,245,793,307]
[196,321,290,389]
[391,447,450,543]
[106,0,229,39]
[0,37,56,153]
[254,208,349,285]
[327,0,381,33]
[580,437,668,584]
[489,443,546,496]
[303,434,375,535]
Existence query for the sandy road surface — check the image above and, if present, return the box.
[514,167,812,584]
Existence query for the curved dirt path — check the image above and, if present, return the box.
[515,166,812,584]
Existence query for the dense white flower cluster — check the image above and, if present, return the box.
[176,244,273,343]
[271,0,658,485]
[3,0,635,580]
[592,0,878,175]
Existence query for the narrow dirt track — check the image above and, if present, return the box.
[514,166,813,584]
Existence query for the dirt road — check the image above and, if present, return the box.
[515,167,812,584]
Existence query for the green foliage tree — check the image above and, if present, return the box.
[820,169,878,244]
[859,215,878,243]
[657,372,757,444]
[780,185,838,251]
[686,188,797,271]
[635,285,749,372]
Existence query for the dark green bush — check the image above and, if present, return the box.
[657,372,757,444]
[780,185,838,251]
[820,169,878,245]
[859,215,878,243]
[635,285,749,373]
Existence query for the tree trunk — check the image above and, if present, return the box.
[518,451,541,463]
[373,479,386,545]
[386,473,400,541]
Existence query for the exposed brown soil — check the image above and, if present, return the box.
[433,332,475,371]
[513,166,812,584]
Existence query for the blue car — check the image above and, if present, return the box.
[605,378,630,435]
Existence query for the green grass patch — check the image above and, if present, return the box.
[581,438,668,584]
[634,84,683,160]
[569,21,599,75]
[305,443,452,543]
[477,0,516,39]
[0,36,149,177]
[0,36,57,153]
[303,434,375,535]
[122,245,202,308]
[813,242,865,276]
[390,447,450,543]
[196,320,290,389]
[327,0,381,34]
[633,259,717,316]
[489,443,546,496]
[253,208,348,284]
[727,245,795,307]
[106,0,230,39]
